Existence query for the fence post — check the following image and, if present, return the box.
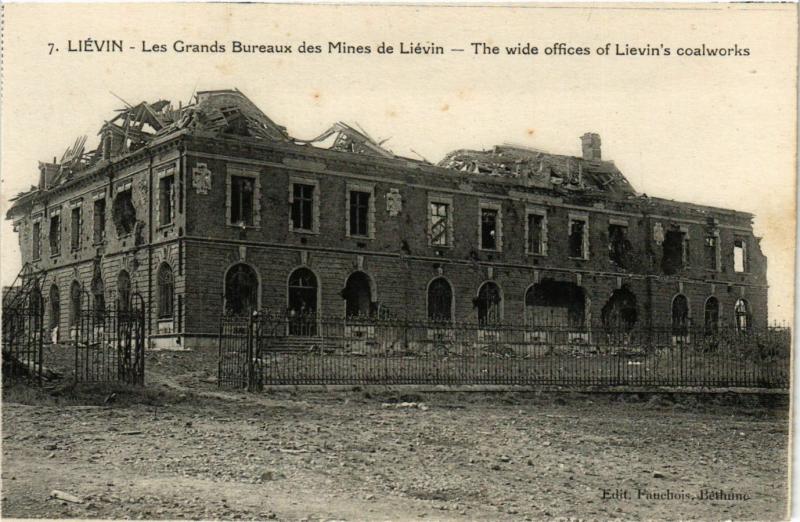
[138,305,146,386]
[36,301,44,386]
[247,311,255,391]
[218,316,224,388]
[384,321,390,384]
[74,314,80,384]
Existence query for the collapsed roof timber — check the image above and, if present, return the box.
[19,89,639,201]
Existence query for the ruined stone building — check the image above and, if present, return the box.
[6,89,767,349]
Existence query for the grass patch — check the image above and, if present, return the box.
[3,380,185,408]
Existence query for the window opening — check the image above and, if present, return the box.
[481,209,498,250]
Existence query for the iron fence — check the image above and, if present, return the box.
[2,297,45,384]
[219,312,791,390]
[74,293,146,385]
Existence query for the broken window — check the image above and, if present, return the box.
[70,206,82,251]
[343,271,373,318]
[288,268,318,335]
[704,235,718,271]
[568,217,588,259]
[704,297,720,333]
[93,198,106,244]
[32,221,41,260]
[230,176,255,226]
[49,284,60,333]
[733,238,747,273]
[157,263,174,319]
[608,224,631,267]
[69,281,81,328]
[117,270,131,312]
[476,282,502,326]
[601,287,638,331]
[480,208,499,250]
[112,189,137,236]
[661,228,687,275]
[525,280,586,327]
[430,202,450,246]
[49,213,61,255]
[158,174,175,227]
[291,183,315,231]
[734,299,749,332]
[527,213,545,255]
[224,263,258,316]
[349,190,370,237]
[427,277,453,322]
[671,294,689,338]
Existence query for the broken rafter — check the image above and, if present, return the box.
[295,122,394,158]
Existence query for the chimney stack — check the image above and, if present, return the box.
[581,132,601,161]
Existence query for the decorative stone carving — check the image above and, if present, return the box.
[386,188,403,216]
[192,163,212,195]
[653,222,665,245]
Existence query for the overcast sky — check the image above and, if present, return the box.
[1,4,795,322]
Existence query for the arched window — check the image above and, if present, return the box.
[601,287,637,331]
[49,284,60,332]
[734,299,750,332]
[671,294,689,336]
[525,280,586,327]
[288,268,318,335]
[476,282,502,326]
[91,275,105,320]
[224,264,259,316]
[704,297,720,333]
[69,281,81,327]
[117,270,131,312]
[30,285,43,331]
[157,263,174,319]
[343,271,373,318]
[288,268,318,316]
[427,278,453,322]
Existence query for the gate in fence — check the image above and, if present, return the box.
[74,292,146,385]
[218,311,281,391]
[218,311,791,391]
[2,285,46,384]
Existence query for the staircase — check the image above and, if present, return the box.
[263,336,329,353]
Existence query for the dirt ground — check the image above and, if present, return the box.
[1,347,790,521]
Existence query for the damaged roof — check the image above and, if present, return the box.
[15,88,638,204]
[438,145,636,195]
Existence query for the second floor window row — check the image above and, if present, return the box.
[30,175,750,274]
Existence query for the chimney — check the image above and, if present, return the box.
[581,132,601,161]
[38,162,60,190]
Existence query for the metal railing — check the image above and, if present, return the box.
[74,293,146,385]
[218,311,791,390]
[2,297,45,384]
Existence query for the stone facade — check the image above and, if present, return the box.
[6,90,768,350]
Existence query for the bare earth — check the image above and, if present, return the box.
[2,349,790,521]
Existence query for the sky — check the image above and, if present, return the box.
[1,3,796,322]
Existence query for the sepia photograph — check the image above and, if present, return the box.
[0,3,796,520]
